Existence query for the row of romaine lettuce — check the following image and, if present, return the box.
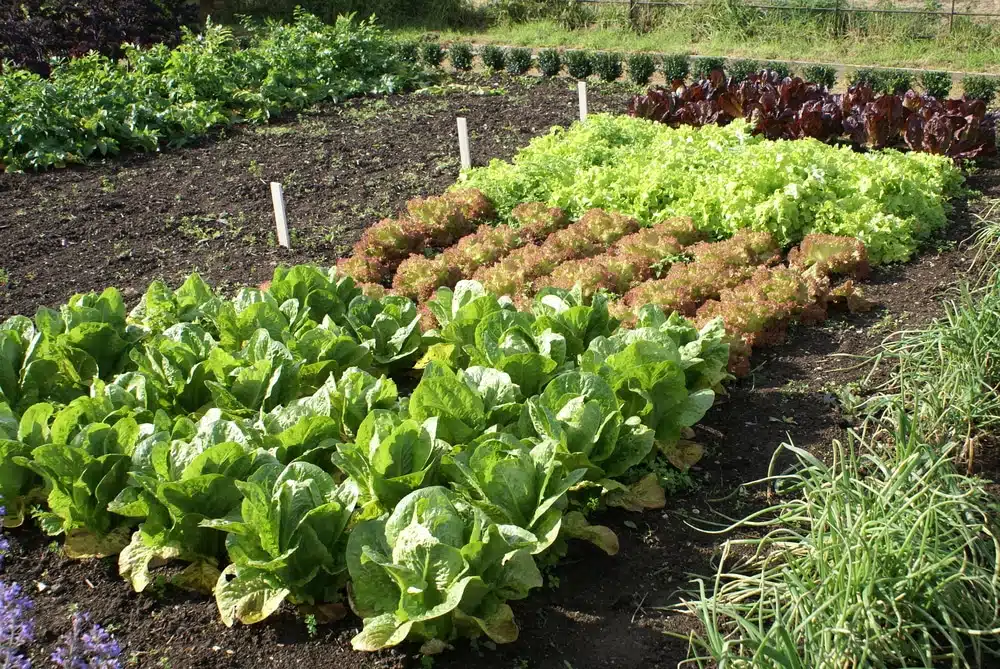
[0,271,730,652]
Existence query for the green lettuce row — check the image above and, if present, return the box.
[455,114,965,265]
[0,271,730,653]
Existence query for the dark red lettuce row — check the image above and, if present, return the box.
[628,70,996,161]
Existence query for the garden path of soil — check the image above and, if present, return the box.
[2,75,996,669]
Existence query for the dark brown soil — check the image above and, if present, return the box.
[1,75,996,669]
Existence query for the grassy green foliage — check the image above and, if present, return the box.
[726,58,759,82]
[962,74,1000,102]
[865,206,1000,442]
[919,70,953,98]
[592,51,623,82]
[849,66,878,88]
[802,64,837,89]
[678,434,1000,668]
[420,41,445,67]
[480,44,506,71]
[661,53,691,82]
[448,42,474,70]
[537,48,563,76]
[456,115,964,264]
[692,55,726,79]
[565,50,593,79]
[627,53,656,85]
[0,13,420,171]
[506,47,534,75]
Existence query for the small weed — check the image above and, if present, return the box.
[0,268,9,289]
[99,176,116,193]
[304,613,318,638]
[781,379,810,394]
[47,541,60,553]
[420,656,436,669]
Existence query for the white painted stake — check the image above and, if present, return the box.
[578,80,589,122]
[457,117,471,170]
[270,182,290,249]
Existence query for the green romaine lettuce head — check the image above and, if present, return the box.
[130,323,240,414]
[128,273,223,337]
[531,287,615,360]
[421,281,508,369]
[264,264,361,327]
[111,422,263,593]
[0,401,48,527]
[465,310,567,397]
[580,333,714,452]
[445,434,608,554]
[203,462,358,626]
[17,395,155,556]
[347,487,542,652]
[332,412,448,516]
[346,294,423,370]
[204,329,302,417]
[521,371,654,479]
[1,290,134,411]
[633,306,731,393]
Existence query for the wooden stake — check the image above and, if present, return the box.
[270,182,290,249]
[578,80,589,122]
[457,117,471,170]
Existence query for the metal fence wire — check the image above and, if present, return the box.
[576,0,1000,30]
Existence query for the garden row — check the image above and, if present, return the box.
[0,12,421,171]
[630,71,997,160]
[338,187,872,375]
[0,260,730,654]
[408,40,1000,101]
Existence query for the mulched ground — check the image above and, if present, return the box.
[1,74,995,669]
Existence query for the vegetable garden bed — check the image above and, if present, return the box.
[2,73,999,669]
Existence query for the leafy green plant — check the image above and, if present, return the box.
[537,48,562,77]
[456,114,963,264]
[448,42,474,71]
[592,51,623,82]
[762,61,791,79]
[661,53,690,83]
[506,47,533,76]
[421,42,445,68]
[0,402,47,527]
[204,462,358,626]
[627,53,656,86]
[875,68,913,94]
[480,45,506,72]
[802,64,837,89]
[331,412,448,516]
[395,40,420,64]
[918,70,952,98]
[564,50,593,79]
[962,74,1000,102]
[0,13,421,171]
[346,486,542,651]
[850,66,879,88]
[726,58,759,82]
[111,414,261,593]
[692,56,725,80]
[345,295,423,371]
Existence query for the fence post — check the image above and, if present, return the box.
[834,0,842,36]
[629,0,638,32]
[950,0,956,32]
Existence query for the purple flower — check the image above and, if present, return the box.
[0,506,10,567]
[0,579,34,669]
[52,612,121,669]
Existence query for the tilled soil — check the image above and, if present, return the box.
[1,74,996,669]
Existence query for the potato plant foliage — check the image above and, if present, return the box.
[0,11,421,171]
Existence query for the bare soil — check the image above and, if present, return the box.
[1,74,996,669]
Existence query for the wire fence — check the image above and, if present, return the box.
[578,0,1000,29]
